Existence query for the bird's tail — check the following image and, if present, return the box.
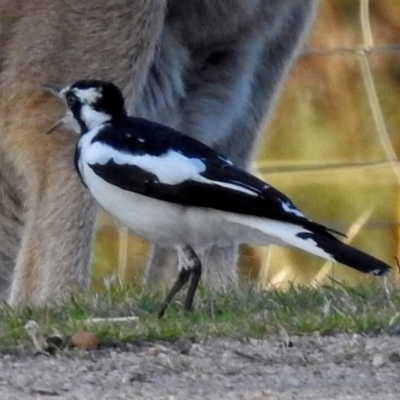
[230,216,391,276]
[293,230,390,276]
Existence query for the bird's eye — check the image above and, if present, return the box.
[66,94,77,107]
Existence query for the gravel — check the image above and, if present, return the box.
[1,334,400,399]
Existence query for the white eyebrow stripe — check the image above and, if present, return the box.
[72,87,102,103]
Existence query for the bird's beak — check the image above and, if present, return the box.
[41,83,63,98]
[45,119,65,134]
[41,83,65,134]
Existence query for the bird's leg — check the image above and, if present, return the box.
[157,245,201,318]
[183,248,202,313]
[157,268,191,318]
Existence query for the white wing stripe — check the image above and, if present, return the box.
[280,200,304,217]
[84,141,259,196]
[193,175,257,196]
[85,142,206,185]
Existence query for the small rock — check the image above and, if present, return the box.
[46,335,63,349]
[372,354,386,367]
[249,338,259,346]
[313,369,322,376]
[31,388,60,397]
[45,334,64,355]
[225,367,241,376]
[129,371,147,383]
[173,338,193,355]
[125,343,135,352]
[148,347,161,356]
[71,331,101,350]
[389,352,400,363]
[284,376,302,388]
[308,354,325,364]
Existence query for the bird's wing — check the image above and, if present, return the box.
[86,120,342,237]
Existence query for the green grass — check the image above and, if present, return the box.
[1,280,400,351]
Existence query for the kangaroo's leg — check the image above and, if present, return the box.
[0,0,166,306]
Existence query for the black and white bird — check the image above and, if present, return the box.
[44,79,391,317]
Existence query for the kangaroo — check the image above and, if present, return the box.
[0,0,318,306]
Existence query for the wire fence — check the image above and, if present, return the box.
[258,0,400,176]
[255,0,400,286]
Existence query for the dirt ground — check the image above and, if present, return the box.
[1,334,400,400]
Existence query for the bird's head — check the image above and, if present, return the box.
[43,80,126,134]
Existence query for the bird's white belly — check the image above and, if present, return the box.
[82,164,258,248]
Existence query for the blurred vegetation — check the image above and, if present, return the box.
[91,0,400,290]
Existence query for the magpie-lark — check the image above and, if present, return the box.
[44,79,391,317]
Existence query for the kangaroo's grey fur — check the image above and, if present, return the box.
[140,0,318,289]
